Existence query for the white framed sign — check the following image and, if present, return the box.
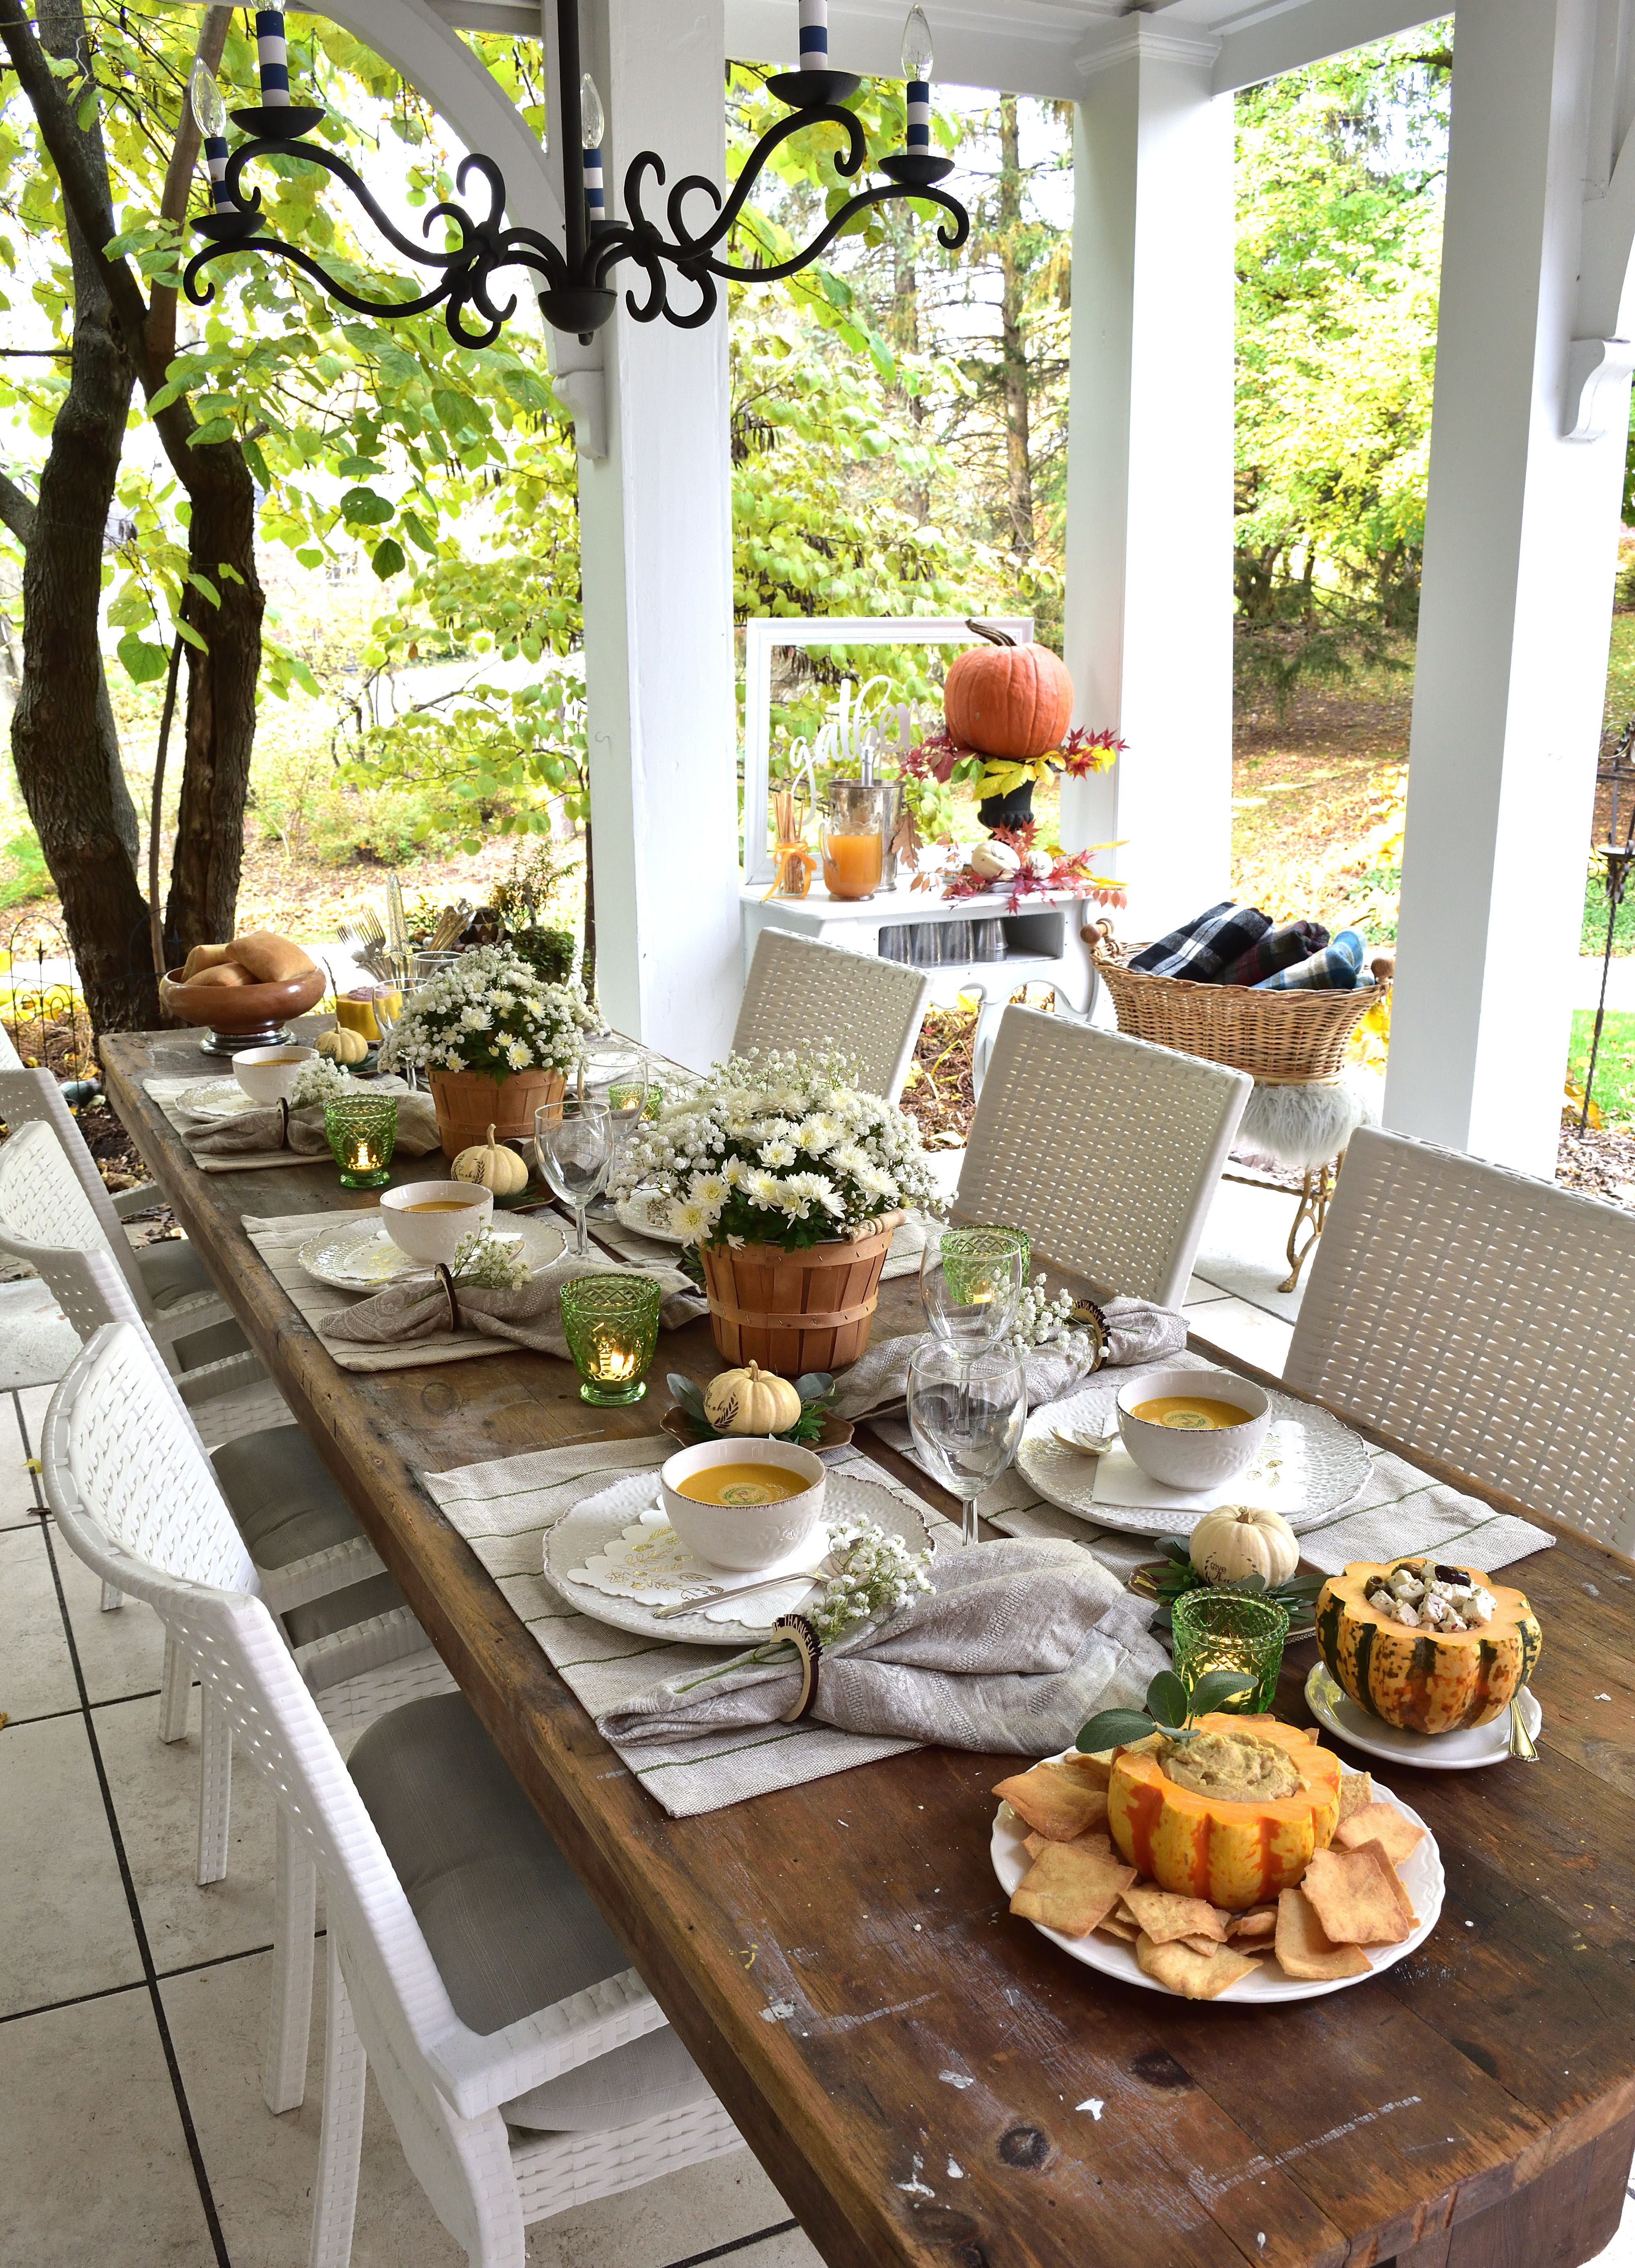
[740,613,1033,886]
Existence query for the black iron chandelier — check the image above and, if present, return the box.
[183,0,968,347]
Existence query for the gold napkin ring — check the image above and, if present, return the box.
[774,1613,822,1722]
[435,1262,462,1334]
[278,1098,291,1148]
[1073,1297,1109,1372]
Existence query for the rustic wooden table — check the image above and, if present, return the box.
[103,1027,1635,2268]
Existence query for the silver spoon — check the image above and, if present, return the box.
[651,1559,834,1621]
[1053,1423,1116,1456]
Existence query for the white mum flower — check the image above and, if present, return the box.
[759,1137,797,1168]
[745,1168,782,1207]
[690,1174,727,1208]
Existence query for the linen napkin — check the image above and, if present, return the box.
[596,1536,1167,1755]
[183,1089,444,1159]
[318,1247,705,1359]
[829,1297,1187,1420]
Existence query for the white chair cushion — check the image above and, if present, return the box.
[348,1693,709,2134]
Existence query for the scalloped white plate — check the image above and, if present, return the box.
[991,1756,1443,2002]
[1305,1662,1542,1771]
[297,1210,565,1292]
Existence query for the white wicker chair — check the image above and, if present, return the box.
[44,1323,743,2264]
[733,930,931,1100]
[1283,1124,1635,1554]
[953,1007,1251,1308]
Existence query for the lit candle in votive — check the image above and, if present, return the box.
[188,62,234,212]
[587,1329,640,1387]
[256,8,291,108]
[580,73,606,220]
[902,7,933,148]
[799,0,829,72]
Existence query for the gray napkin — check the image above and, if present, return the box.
[596,1536,1167,1754]
[317,1248,705,1358]
[831,1297,1187,1420]
[183,1090,444,1159]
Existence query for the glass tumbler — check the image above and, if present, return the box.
[1170,1589,1291,1714]
[559,1273,662,1405]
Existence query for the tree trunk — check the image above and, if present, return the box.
[998,96,1035,559]
[9,0,156,1033]
[890,225,930,527]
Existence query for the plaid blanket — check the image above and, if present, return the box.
[1128,901,1270,980]
[1257,928,1366,990]
[1218,919,1329,987]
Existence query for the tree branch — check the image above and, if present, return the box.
[0,0,150,351]
[0,468,37,544]
[146,4,231,372]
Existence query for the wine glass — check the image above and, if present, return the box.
[906,1341,1027,1546]
[920,1226,1024,1353]
[533,1097,611,1258]
[579,1040,650,1158]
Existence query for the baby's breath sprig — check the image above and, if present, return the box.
[673,1517,934,1696]
[1008,1273,1092,1360]
[450,1227,531,1291]
[292,1056,355,1109]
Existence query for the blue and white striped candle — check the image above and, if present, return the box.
[798,0,828,71]
[902,7,934,143]
[205,134,233,210]
[580,73,606,219]
[906,78,931,148]
[255,8,291,107]
[582,143,605,217]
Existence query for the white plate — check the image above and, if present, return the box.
[1016,1377,1372,1536]
[991,1758,1444,2003]
[545,1467,936,1645]
[614,1190,685,1244]
[1305,1662,1542,1771]
[177,1078,261,1122]
[297,1210,566,1292]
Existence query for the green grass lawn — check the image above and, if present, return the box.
[1569,1007,1635,1125]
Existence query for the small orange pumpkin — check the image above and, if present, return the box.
[943,621,1074,760]
[1106,1715,1341,1910]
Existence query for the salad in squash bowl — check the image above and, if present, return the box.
[1315,1557,1542,1736]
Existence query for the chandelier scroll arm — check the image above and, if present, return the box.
[696,179,969,286]
[183,231,467,321]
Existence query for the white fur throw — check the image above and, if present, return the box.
[1237,1069,1382,1170]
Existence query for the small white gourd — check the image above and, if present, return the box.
[702,1362,804,1437]
[1189,1505,1299,1587]
[451,1123,530,1197]
[968,838,1022,882]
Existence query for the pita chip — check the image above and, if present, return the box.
[1301,1845,1412,1947]
[1010,1842,1136,1939]
[1336,1769,1375,1823]
[1274,1886,1372,1980]
[1050,1751,1113,1792]
[1121,1885,1229,1946]
[1334,1802,1425,1868]
[1135,1932,1257,2000]
[1228,1905,1278,1944]
[994,1763,1110,1843]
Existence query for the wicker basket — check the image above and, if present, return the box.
[428,1066,567,1157]
[1092,946,1382,1084]
[699,1213,901,1372]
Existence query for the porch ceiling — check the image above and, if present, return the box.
[431,0,1448,96]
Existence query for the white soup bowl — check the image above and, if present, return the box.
[1115,1365,1271,1491]
[659,1437,826,1573]
[380,1181,494,1267]
[233,1043,315,1106]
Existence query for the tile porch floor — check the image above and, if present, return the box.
[3,1176,1631,2264]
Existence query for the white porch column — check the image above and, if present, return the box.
[575,0,739,1069]
[1384,0,1633,1174]
[1057,22,1235,942]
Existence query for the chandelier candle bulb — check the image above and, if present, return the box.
[255,8,291,106]
[188,65,234,211]
[798,0,829,69]
[903,7,934,146]
[581,73,605,218]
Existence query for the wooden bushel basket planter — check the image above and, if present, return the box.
[700,1212,902,1373]
[428,1066,567,1159]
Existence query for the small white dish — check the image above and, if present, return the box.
[1116,1364,1270,1490]
[992,1754,1444,2002]
[658,1437,826,1572]
[380,1181,494,1266]
[1305,1662,1543,1771]
[177,1077,261,1121]
[297,1210,564,1292]
[233,1043,316,1106]
[614,1190,685,1244]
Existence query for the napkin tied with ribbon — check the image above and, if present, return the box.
[596,1537,1167,1754]
[829,1295,1187,1421]
[318,1248,705,1359]
[183,1089,444,1160]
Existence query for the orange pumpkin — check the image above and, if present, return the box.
[1106,1715,1341,1910]
[943,624,1073,759]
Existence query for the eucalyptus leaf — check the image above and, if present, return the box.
[1157,1535,1194,1563]
[1075,1709,1153,1754]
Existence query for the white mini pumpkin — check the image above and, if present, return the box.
[1189,1505,1299,1588]
[968,838,1021,881]
[451,1123,531,1197]
[702,1362,803,1437]
[316,1025,369,1065]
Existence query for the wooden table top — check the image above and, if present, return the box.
[103,1029,1635,2268]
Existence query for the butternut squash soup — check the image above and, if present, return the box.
[1128,1396,1252,1432]
[674,1465,810,1507]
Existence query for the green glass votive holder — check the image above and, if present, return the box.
[324,1093,398,1189]
[560,1273,662,1405]
[1170,1588,1291,1715]
[941,1223,1031,1304]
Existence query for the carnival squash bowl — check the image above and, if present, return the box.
[161,965,326,1057]
[1107,1714,1341,1911]
[1315,1559,1543,1736]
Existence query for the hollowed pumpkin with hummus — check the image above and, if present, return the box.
[1107,1714,1341,1910]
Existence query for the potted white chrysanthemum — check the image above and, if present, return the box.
[608,1049,939,1369]
[381,945,596,1158]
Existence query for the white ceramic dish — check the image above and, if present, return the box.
[380,1181,494,1265]
[614,1190,685,1244]
[1016,1376,1371,1536]
[177,1077,262,1121]
[1305,1662,1543,1771]
[658,1437,826,1571]
[544,1468,935,1645]
[297,1209,564,1292]
[1116,1365,1270,1490]
[991,1758,1444,2003]
[233,1043,316,1105]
